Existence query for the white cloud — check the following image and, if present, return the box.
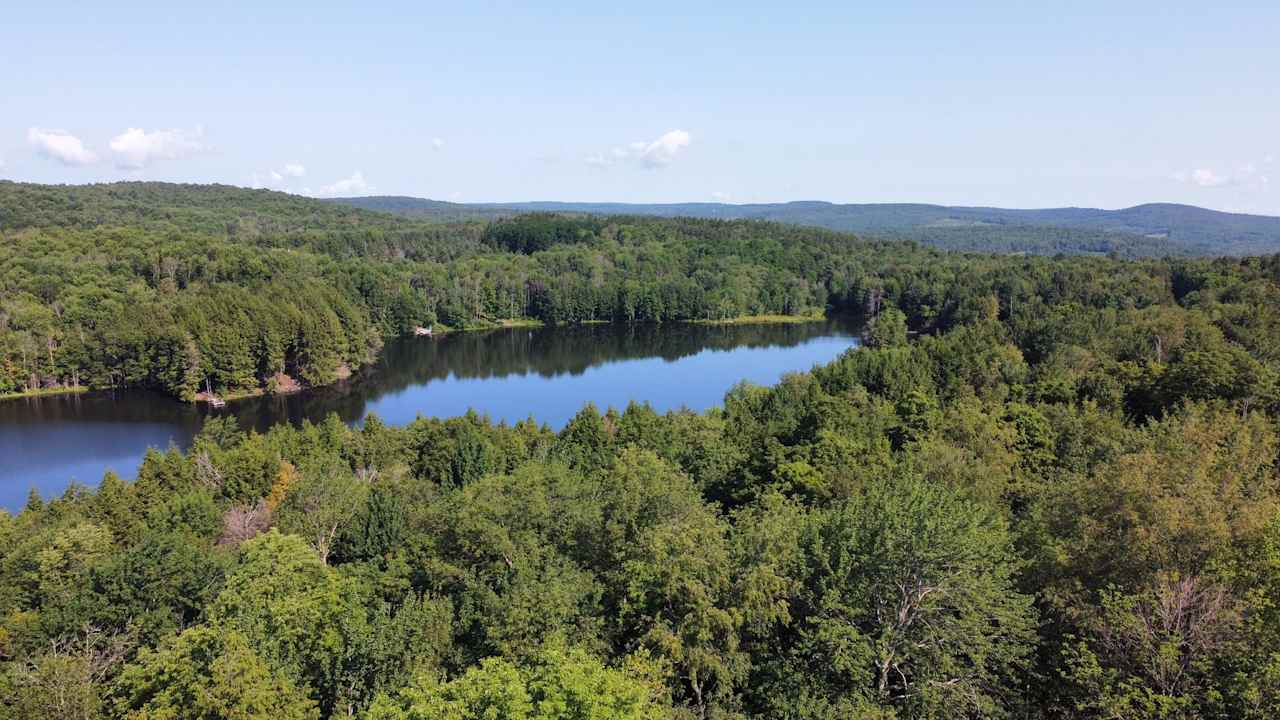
[248,172,280,190]
[316,171,373,197]
[586,129,692,169]
[711,191,732,202]
[1174,160,1271,192]
[249,163,307,190]
[639,129,691,167]
[109,127,205,169]
[431,137,445,150]
[27,127,99,166]
[1174,168,1230,188]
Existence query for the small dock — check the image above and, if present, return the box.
[201,378,227,407]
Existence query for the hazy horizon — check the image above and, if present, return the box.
[9,178,1280,218]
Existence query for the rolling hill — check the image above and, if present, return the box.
[331,196,1280,256]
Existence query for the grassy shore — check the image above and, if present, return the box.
[0,385,88,402]
[218,387,267,401]
[437,314,829,333]
[689,312,828,326]
[433,318,545,334]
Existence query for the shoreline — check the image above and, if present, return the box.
[689,312,828,326]
[441,313,829,332]
[0,385,88,402]
[431,317,545,334]
[7,313,843,406]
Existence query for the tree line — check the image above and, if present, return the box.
[7,182,1280,406]
[1,184,869,398]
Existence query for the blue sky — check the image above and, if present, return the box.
[2,1,1277,212]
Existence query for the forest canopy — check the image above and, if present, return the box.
[3,182,1280,718]
[1,182,863,398]
[5,182,1279,403]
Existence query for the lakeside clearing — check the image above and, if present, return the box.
[0,385,88,402]
[690,312,828,326]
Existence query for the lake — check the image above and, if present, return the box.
[0,319,860,511]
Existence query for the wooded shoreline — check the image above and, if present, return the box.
[0,315,840,404]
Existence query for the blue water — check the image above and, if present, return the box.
[360,331,855,427]
[0,320,860,511]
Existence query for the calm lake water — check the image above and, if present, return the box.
[0,319,860,511]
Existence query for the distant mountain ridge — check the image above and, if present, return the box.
[331,196,1280,256]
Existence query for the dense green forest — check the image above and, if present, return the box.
[877,225,1199,258]
[0,182,879,400]
[5,181,1280,718]
[7,182,1243,403]
[333,196,1280,256]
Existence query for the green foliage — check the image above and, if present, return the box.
[90,529,228,644]
[365,643,666,720]
[864,307,908,348]
[114,625,319,720]
[769,474,1036,719]
[274,468,369,563]
[5,183,1280,719]
[482,215,605,254]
